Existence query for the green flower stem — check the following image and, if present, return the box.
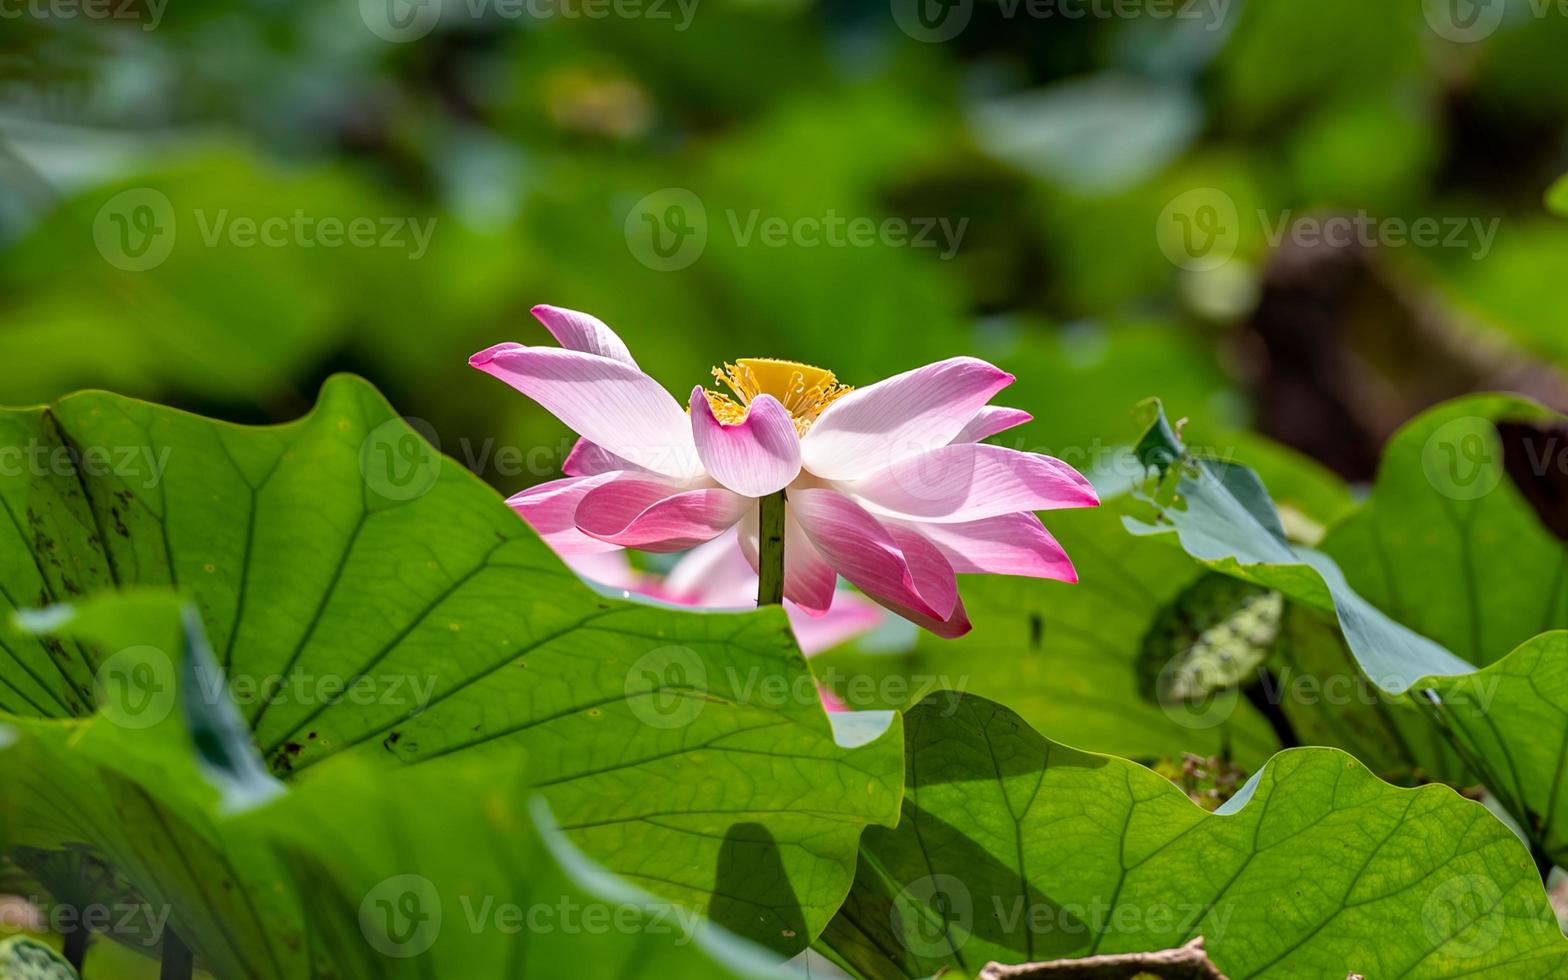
[160,929,193,980]
[757,489,786,607]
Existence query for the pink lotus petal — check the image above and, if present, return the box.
[787,592,884,656]
[736,508,761,573]
[900,512,1078,582]
[470,344,699,479]
[800,357,1014,481]
[951,406,1032,444]
[783,514,837,616]
[816,684,850,713]
[664,528,757,606]
[563,438,644,477]
[788,488,943,621]
[507,474,625,555]
[531,304,638,367]
[845,443,1099,523]
[563,550,643,591]
[883,523,959,621]
[689,388,802,498]
[576,477,750,551]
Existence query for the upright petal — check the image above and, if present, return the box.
[531,304,638,367]
[507,473,624,555]
[845,443,1099,523]
[689,388,802,498]
[470,344,699,479]
[800,357,1014,481]
[576,477,750,551]
[950,406,1032,444]
[892,512,1078,582]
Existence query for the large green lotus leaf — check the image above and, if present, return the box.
[814,501,1280,769]
[0,377,903,959]
[0,593,798,978]
[1126,400,1568,865]
[821,694,1568,980]
[243,758,795,979]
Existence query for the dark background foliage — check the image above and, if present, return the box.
[4,0,1566,493]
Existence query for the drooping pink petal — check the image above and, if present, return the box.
[783,515,837,616]
[787,593,885,656]
[893,512,1078,582]
[788,488,944,622]
[575,477,750,551]
[800,357,1014,481]
[562,438,645,477]
[908,596,971,639]
[507,474,624,555]
[844,443,1099,523]
[531,304,638,367]
[689,388,802,498]
[469,344,699,479]
[951,406,1032,444]
[882,523,959,621]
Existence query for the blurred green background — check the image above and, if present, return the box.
[2,0,1567,495]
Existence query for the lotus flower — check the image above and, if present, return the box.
[471,305,1099,637]
[564,529,884,656]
